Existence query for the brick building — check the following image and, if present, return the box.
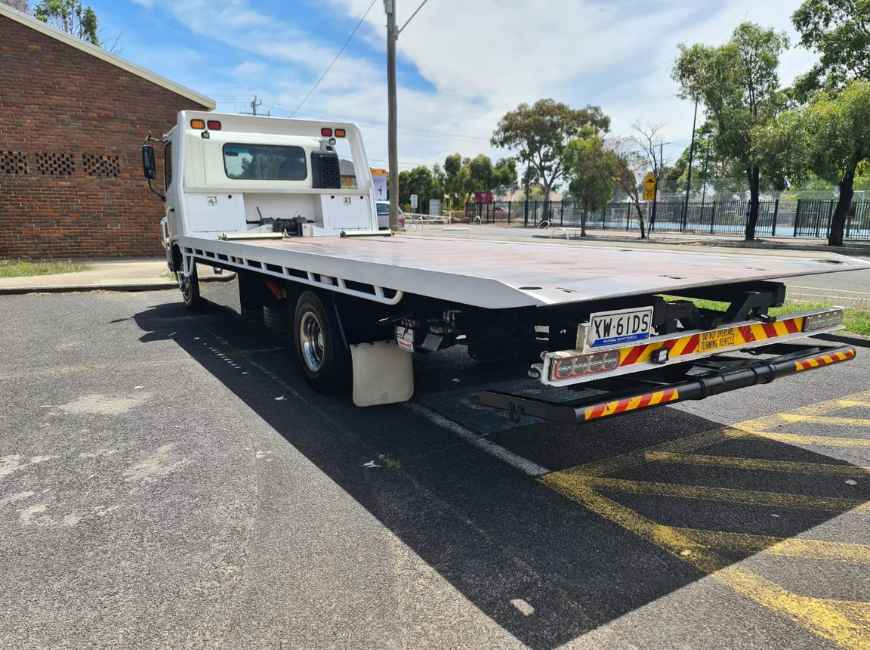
[0,4,214,258]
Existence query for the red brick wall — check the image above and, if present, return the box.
[0,14,211,258]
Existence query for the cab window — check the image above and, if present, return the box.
[223,143,307,181]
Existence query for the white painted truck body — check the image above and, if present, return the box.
[156,111,867,416]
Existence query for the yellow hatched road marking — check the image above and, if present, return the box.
[645,451,870,477]
[553,475,870,513]
[727,429,870,448]
[837,399,870,409]
[541,388,870,649]
[541,479,870,649]
[673,527,870,565]
[777,414,870,427]
[735,389,870,431]
[565,427,731,477]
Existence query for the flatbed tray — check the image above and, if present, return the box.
[183,233,870,309]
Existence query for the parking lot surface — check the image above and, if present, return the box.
[1,289,869,648]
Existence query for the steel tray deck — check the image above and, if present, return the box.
[185,234,870,309]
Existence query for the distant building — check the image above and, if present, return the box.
[0,4,214,258]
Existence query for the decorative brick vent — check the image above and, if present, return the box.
[0,151,28,174]
[83,153,121,177]
[35,152,75,175]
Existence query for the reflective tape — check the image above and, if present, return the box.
[617,317,805,368]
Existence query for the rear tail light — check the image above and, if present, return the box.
[321,127,333,137]
[334,128,347,138]
[803,308,844,332]
[207,120,222,130]
[550,349,620,382]
[190,119,206,129]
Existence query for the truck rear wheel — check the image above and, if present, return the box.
[293,291,350,392]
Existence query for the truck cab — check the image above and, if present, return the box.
[157,111,378,246]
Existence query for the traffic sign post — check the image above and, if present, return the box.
[643,172,657,202]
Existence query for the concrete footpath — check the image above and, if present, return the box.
[0,258,222,294]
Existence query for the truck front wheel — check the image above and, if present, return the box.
[293,291,350,392]
[177,266,203,310]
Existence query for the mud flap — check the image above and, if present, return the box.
[350,341,414,407]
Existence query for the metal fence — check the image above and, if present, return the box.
[464,199,870,241]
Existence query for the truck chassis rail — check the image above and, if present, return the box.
[479,343,857,424]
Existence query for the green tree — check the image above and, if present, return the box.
[804,81,870,245]
[34,0,99,45]
[492,157,518,195]
[443,153,468,208]
[491,99,610,202]
[674,22,789,240]
[467,155,494,193]
[398,165,437,212]
[563,130,616,236]
[792,0,870,96]
[756,80,870,245]
[441,153,516,207]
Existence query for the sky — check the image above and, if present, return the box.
[79,0,819,172]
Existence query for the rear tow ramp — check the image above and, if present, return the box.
[479,343,857,424]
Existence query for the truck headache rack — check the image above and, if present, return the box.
[479,343,857,424]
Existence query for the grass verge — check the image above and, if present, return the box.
[0,259,90,278]
[685,298,870,337]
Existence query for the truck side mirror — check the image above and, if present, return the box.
[142,144,157,180]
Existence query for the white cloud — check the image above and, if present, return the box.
[134,0,821,173]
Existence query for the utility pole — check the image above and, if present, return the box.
[682,96,699,230]
[384,0,400,230]
[650,141,669,231]
[699,143,710,210]
[250,95,262,116]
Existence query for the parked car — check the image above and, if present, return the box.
[376,201,406,229]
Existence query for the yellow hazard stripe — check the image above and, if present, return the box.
[795,349,855,373]
[617,317,805,368]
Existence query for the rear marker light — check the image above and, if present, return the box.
[190,119,206,129]
[321,128,333,137]
[551,350,619,382]
[803,309,844,332]
[207,120,222,130]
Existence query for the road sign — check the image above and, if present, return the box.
[410,194,418,210]
[642,172,657,201]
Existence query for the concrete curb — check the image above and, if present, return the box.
[0,282,177,295]
[0,276,228,296]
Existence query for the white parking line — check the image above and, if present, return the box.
[405,403,551,477]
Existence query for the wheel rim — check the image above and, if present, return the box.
[177,272,192,303]
[299,310,326,372]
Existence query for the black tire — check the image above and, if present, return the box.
[292,291,350,392]
[177,265,203,310]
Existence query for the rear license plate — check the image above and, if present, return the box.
[588,307,653,348]
[697,328,738,353]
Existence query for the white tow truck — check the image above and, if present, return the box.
[143,111,868,422]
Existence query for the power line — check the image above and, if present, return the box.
[398,0,429,35]
[267,102,493,142]
[291,0,377,116]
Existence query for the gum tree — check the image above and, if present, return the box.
[33,0,99,45]
[491,99,610,203]
[673,22,789,240]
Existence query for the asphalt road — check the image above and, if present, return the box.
[1,289,869,649]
